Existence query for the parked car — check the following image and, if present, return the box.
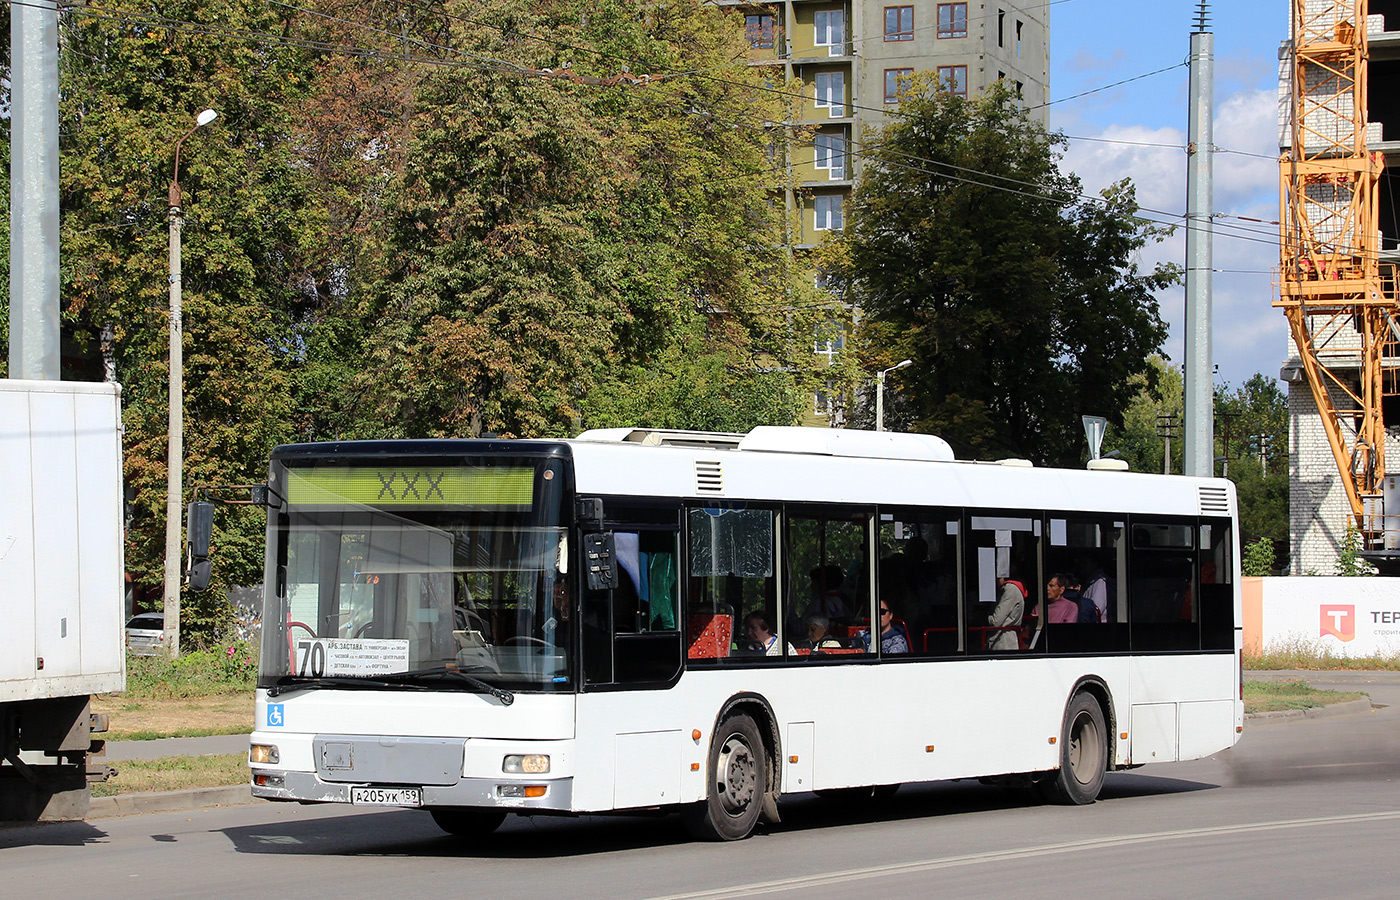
[125,612,165,656]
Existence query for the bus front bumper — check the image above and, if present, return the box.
[250,769,575,811]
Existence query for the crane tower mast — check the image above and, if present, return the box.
[1278,0,1398,537]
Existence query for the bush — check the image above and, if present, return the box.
[1242,536,1275,576]
[125,639,259,699]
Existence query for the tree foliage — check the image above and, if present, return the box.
[36,0,813,644]
[825,79,1174,465]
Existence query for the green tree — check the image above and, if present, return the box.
[826,79,1174,464]
[346,0,813,439]
[1215,374,1288,546]
[59,0,317,640]
[1101,355,1183,474]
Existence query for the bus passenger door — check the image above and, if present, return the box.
[581,504,684,688]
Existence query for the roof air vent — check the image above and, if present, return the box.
[695,460,724,494]
[1198,485,1230,515]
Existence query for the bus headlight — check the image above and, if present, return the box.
[250,744,280,765]
[503,754,550,774]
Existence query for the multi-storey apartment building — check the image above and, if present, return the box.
[722,2,1049,423]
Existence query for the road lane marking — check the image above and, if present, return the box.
[640,809,1400,900]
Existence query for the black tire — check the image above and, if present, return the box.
[1038,692,1108,805]
[682,713,766,841]
[428,807,507,838]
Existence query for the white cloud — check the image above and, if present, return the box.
[1055,86,1286,386]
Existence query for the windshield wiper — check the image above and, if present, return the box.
[266,668,514,705]
[379,667,515,706]
[266,675,425,698]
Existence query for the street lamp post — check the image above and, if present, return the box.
[875,359,912,432]
[163,108,217,659]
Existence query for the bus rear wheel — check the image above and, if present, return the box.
[428,807,507,838]
[1038,692,1107,805]
[682,713,766,841]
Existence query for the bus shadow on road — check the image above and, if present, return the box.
[218,774,1219,858]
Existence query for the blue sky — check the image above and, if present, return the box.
[1048,0,1285,391]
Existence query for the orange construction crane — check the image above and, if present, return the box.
[1277,0,1400,540]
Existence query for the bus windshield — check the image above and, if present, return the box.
[258,456,571,692]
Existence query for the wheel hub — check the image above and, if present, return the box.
[717,736,756,815]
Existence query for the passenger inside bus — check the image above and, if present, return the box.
[854,600,910,653]
[802,614,844,652]
[988,576,1026,651]
[743,611,783,656]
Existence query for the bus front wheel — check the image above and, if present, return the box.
[682,713,766,841]
[1039,692,1107,805]
[428,807,507,838]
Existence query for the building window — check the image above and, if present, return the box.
[814,194,844,231]
[884,68,913,104]
[815,8,845,55]
[814,71,845,117]
[998,9,1005,47]
[814,132,847,179]
[937,65,968,97]
[937,3,968,39]
[1016,19,1023,57]
[814,320,845,357]
[884,6,914,41]
[815,383,833,416]
[745,14,775,50]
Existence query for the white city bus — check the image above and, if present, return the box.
[245,426,1243,841]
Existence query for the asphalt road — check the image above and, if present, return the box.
[9,691,1400,900]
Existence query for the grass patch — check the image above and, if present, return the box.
[93,754,248,797]
[94,692,253,739]
[1245,638,1400,671]
[1243,679,1366,713]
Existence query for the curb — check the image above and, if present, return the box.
[89,785,261,819]
[1245,697,1374,724]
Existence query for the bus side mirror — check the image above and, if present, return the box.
[584,532,618,591]
[188,558,213,593]
[186,501,215,592]
[187,501,214,558]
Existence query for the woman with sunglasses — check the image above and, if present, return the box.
[855,600,910,654]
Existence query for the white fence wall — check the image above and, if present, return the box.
[1244,576,1400,657]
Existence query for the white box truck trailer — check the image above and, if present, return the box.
[1,380,125,820]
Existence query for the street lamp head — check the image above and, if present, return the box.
[894,359,912,370]
[196,109,218,127]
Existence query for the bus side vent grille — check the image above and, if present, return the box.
[1198,486,1230,515]
[695,460,724,494]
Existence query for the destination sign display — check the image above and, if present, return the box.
[286,466,534,508]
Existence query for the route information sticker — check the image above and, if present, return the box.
[295,639,411,677]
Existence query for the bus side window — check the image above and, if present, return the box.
[785,508,872,658]
[686,507,777,664]
[1128,520,1198,651]
[1042,515,1126,654]
[1199,519,1233,650]
[964,514,1041,654]
[878,512,959,658]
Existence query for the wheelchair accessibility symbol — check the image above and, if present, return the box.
[267,704,285,727]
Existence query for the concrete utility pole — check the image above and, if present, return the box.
[162,110,218,659]
[9,1,62,379]
[1183,1,1215,477]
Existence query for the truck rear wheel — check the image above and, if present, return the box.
[682,713,766,841]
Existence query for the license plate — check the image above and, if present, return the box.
[350,786,422,807]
